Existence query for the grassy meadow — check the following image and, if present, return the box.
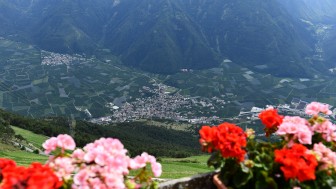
[159,155,212,178]
[0,142,211,179]
[11,126,49,149]
[0,149,48,166]
[1,127,211,179]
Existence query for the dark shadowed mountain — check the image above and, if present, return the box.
[1,0,334,76]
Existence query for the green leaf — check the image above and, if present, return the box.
[207,151,222,169]
[240,162,250,173]
[254,163,263,168]
[233,166,253,188]
[150,181,159,189]
[255,171,278,189]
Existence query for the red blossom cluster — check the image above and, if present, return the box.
[199,122,247,162]
[258,108,284,136]
[201,102,336,187]
[0,158,62,189]
[275,144,318,182]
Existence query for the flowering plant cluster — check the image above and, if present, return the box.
[0,158,62,189]
[0,135,162,189]
[200,101,336,188]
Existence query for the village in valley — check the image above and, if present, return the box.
[90,83,227,124]
[0,37,336,129]
[90,81,336,125]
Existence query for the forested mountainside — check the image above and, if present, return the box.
[2,0,335,76]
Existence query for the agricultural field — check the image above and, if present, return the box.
[0,38,156,119]
[164,61,336,118]
[0,37,335,122]
[144,67,328,119]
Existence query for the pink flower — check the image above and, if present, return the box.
[104,172,126,189]
[130,152,162,177]
[312,120,336,142]
[276,116,312,145]
[56,134,76,151]
[47,157,75,180]
[313,143,336,171]
[129,152,150,169]
[151,162,162,177]
[95,151,110,166]
[83,150,96,163]
[330,132,336,142]
[71,138,131,188]
[297,129,312,145]
[42,137,58,154]
[305,102,332,116]
[44,135,161,188]
[276,122,298,135]
[73,169,91,187]
[72,149,85,159]
[42,134,76,154]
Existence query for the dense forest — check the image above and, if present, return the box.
[0,109,200,158]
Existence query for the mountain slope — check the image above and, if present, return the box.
[177,0,315,76]
[277,0,336,71]
[0,0,326,76]
[104,0,219,73]
[277,0,336,24]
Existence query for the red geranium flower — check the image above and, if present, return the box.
[259,108,283,129]
[0,158,16,170]
[199,125,218,153]
[199,123,247,162]
[199,125,217,143]
[0,161,62,189]
[259,108,283,136]
[216,123,247,162]
[275,144,318,182]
